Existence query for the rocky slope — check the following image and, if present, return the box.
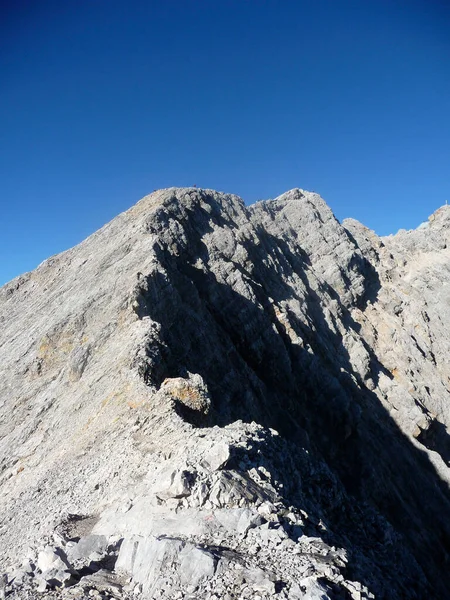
[1,188,450,599]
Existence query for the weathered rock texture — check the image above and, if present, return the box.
[1,188,450,599]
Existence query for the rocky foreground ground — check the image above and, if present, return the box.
[1,188,450,599]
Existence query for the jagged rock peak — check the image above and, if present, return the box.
[1,187,450,600]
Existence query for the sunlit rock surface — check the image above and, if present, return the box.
[1,188,450,599]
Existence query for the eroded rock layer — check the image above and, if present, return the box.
[1,188,450,599]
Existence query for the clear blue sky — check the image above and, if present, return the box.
[1,0,449,286]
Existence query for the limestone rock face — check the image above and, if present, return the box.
[1,187,450,599]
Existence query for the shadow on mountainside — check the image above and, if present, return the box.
[134,204,450,599]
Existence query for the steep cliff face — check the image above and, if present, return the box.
[1,188,450,599]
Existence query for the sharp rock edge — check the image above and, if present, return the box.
[1,187,450,599]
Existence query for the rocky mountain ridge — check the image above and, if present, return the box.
[1,187,450,599]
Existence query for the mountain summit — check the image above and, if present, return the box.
[2,188,450,599]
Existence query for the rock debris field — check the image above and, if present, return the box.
[1,188,450,599]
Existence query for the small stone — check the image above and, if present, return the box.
[202,442,231,471]
[37,546,70,573]
[153,467,194,500]
[36,577,49,593]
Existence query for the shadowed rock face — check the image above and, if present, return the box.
[1,187,450,599]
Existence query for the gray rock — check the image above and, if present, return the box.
[2,188,450,599]
[77,569,123,597]
[214,507,263,534]
[209,470,273,508]
[36,566,75,589]
[66,534,108,565]
[202,441,231,472]
[68,345,91,381]
[37,545,71,573]
[153,467,194,500]
[178,546,216,586]
[242,567,276,593]
[236,508,264,534]
[116,535,216,595]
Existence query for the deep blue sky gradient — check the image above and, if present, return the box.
[1,0,449,285]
